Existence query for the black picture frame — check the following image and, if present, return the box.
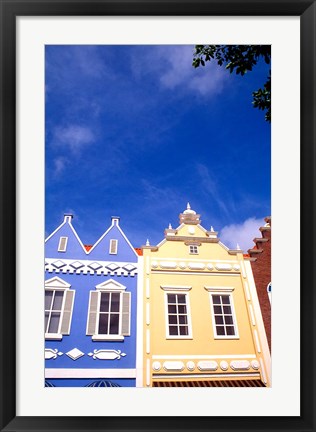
[0,1,315,431]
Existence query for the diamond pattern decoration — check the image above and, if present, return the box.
[105,263,120,272]
[52,260,67,269]
[122,264,137,272]
[66,348,84,360]
[70,261,84,270]
[88,262,103,271]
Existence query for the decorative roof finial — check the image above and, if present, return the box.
[168,223,172,229]
[187,202,191,210]
[146,239,150,246]
[236,243,241,250]
[210,226,214,232]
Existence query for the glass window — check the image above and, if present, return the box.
[212,294,237,337]
[166,293,190,337]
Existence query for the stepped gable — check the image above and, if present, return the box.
[248,217,271,351]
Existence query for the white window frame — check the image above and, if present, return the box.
[87,279,130,341]
[58,236,68,252]
[267,282,272,304]
[45,277,75,340]
[205,287,239,340]
[109,239,118,255]
[189,245,199,255]
[162,286,193,340]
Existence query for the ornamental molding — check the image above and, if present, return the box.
[151,259,240,274]
[204,286,235,292]
[88,349,126,360]
[160,285,192,291]
[45,258,138,276]
[45,348,63,360]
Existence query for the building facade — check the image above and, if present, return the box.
[45,214,138,387]
[140,204,271,387]
[248,217,271,351]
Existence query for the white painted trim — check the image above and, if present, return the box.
[153,271,240,277]
[45,276,71,289]
[45,368,136,379]
[146,257,150,275]
[244,260,271,386]
[45,258,138,276]
[45,220,67,242]
[92,335,124,341]
[164,291,193,339]
[136,256,144,388]
[146,278,150,299]
[45,333,62,340]
[151,257,239,264]
[146,359,150,386]
[95,278,126,291]
[209,291,239,339]
[248,304,256,326]
[146,329,150,354]
[146,303,150,325]
[160,285,192,291]
[204,286,235,292]
[57,236,68,252]
[259,357,268,384]
[240,261,246,278]
[253,329,261,353]
[152,373,261,379]
[152,354,257,359]
[243,280,251,301]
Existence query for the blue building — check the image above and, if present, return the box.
[44,214,139,387]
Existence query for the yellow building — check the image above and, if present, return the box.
[139,204,271,387]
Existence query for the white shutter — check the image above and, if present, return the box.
[121,292,131,336]
[60,290,75,334]
[86,291,99,335]
[109,239,118,254]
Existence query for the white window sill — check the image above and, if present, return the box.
[45,333,62,340]
[214,336,240,340]
[166,336,193,340]
[92,335,124,341]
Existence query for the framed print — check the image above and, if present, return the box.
[1,0,315,431]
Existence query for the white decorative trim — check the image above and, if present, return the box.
[206,263,214,270]
[197,361,218,371]
[152,373,261,379]
[160,285,192,291]
[152,354,256,360]
[151,261,158,268]
[95,278,126,291]
[45,368,136,379]
[248,304,256,326]
[163,361,185,371]
[259,358,267,384]
[253,329,261,353]
[146,329,150,354]
[45,348,63,360]
[243,280,251,301]
[179,262,187,269]
[188,262,205,270]
[92,335,124,341]
[186,361,195,371]
[160,261,177,269]
[251,360,260,370]
[146,303,150,325]
[88,349,126,360]
[45,333,62,340]
[146,279,150,299]
[230,360,250,371]
[136,256,144,388]
[240,261,246,278]
[220,361,229,371]
[154,271,240,277]
[146,359,150,386]
[66,348,84,360]
[45,219,89,255]
[215,263,232,271]
[146,257,150,275]
[204,286,235,292]
[45,258,138,276]
[152,361,161,371]
[45,276,71,289]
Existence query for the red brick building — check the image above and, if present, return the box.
[248,217,271,351]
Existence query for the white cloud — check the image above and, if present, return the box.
[53,156,67,176]
[53,125,95,154]
[130,45,228,97]
[219,217,265,251]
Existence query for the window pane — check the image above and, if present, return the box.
[169,326,178,335]
[215,315,224,325]
[179,326,188,336]
[212,295,221,304]
[169,315,178,324]
[168,294,176,303]
[45,291,53,310]
[223,306,232,314]
[111,293,120,312]
[100,293,110,312]
[178,315,188,325]
[168,305,177,314]
[177,295,186,304]
[45,312,49,332]
[52,291,64,310]
[109,314,119,334]
[226,326,235,336]
[221,296,230,304]
[98,313,109,334]
[177,305,187,314]
[216,326,225,336]
[224,315,233,325]
[214,305,222,314]
[48,312,60,333]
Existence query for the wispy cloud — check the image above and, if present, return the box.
[130,45,228,97]
[219,217,264,251]
[53,156,68,177]
[52,125,95,155]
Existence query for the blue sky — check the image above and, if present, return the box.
[45,45,271,251]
